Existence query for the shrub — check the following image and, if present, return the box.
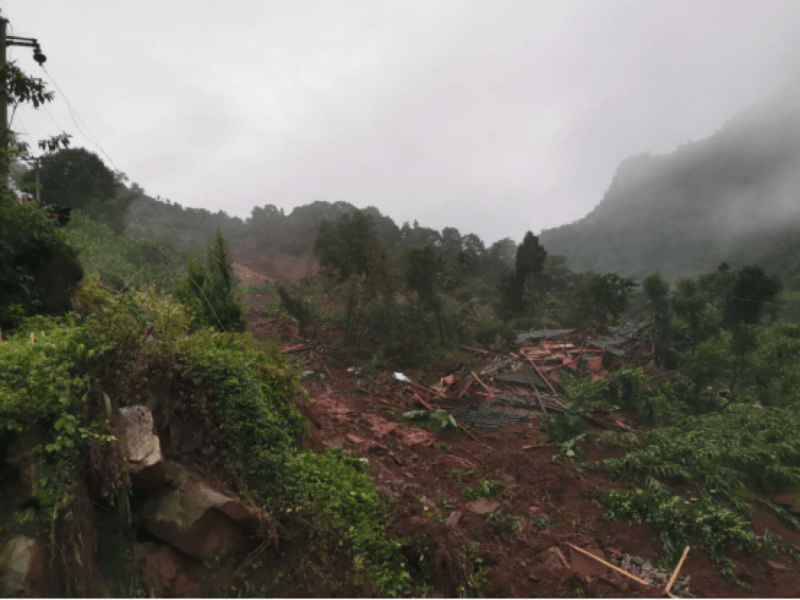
[64,210,187,293]
[1,277,412,595]
[0,190,83,331]
[175,227,245,332]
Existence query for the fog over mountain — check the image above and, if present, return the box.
[539,86,800,283]
[4,0,800,246]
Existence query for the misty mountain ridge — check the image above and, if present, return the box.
[540,86,800,283]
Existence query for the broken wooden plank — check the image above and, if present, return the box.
[522,443,552,450]
[281,343,310,353]
[565,543,650,587]
[664,546,690,596]
[456,375,474,399]
[403,378,445,398]
[518,352,559,396]
[460,345,492,355]
[554,547,570,569]
[533,386,548,415]
[469,369,495,397]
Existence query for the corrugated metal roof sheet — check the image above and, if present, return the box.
[515,329,575,344]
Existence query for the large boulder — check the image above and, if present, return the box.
[0,536,46,597]
[118,406,162,471]
[118,406,164,488]
[140,464,259,561]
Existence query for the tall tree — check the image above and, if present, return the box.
[175,227,244,332]
[672,277,707,347]
[572,272,636,328]
[405,244,446,344]
[515,231,548,286]
[1,60,83,330]
[313,211,384,283]
[724,265,782,327]
[21,147,131,232]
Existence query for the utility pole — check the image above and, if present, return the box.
[1,14,8,187]
[0,12,47,187]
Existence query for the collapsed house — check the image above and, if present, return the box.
[390,323,654,432]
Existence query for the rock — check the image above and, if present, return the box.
[140,465,259,560]
[346,433,365,445]
[0,536,46,597]
[767,560,792,571]
[118,406,162,472]
[466,498,501,516]
[446,511,462,527]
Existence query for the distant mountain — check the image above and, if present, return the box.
[539,87,800,287]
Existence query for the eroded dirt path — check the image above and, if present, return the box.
[243,286,800,598]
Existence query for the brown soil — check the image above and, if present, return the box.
[231,241,319,282]
[239,265,800,598]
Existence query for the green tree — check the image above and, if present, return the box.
[313,211,385,283]
[724,265,782,371]
[698,262,735,310]
[175,227,245,332]
[20,147,132,233]
[406,244,446,344]
[724,265,783,327]
[672,277,707,347]
[572,272,636,328]
[499,232,548,319]
[1,56,82,331]
[644,273,673,366]
[459,233,486,277]
[643,273,671,338]
[440,227,463,269]
[515,231,548,286]
[0,193,83,330]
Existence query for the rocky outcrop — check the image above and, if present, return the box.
[118,406,162,471]
[140,463,259,560]
[0,536,46,597]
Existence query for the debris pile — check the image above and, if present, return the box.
[371,324,649,432]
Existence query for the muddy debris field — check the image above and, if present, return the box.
[244,293,800,598]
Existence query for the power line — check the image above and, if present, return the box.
[14,113,30,137]
[1,45,229,331]
[40,65,120,173]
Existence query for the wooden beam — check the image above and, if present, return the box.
[565,543,650,587]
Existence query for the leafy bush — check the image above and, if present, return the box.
[604,403,800,511]
[463,479,503,500]
[486,509,523,535]
[277,447,411,595]
[545,413,587,443]
[1,278,411,595]
[0,190,83,331]
[64,210,188,293]
[562,366,691,427]
[175,227,245,332]
[604,478,760,563]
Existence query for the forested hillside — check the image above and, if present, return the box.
[540,87,800,287]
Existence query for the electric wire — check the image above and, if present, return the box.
[3,49,229,331]
[40,65,119,172]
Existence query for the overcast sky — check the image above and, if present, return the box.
[5,1,800,245]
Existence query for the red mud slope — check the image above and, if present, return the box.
[232,241,318,283]
[242,288,800,598]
